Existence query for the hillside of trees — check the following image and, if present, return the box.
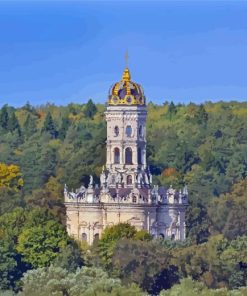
[0,100,247,295]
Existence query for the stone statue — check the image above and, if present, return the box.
[105,173,109,184]
[64,184,68,194]
[144,173,149,185]
[64,184,69,200]
[100,172,106,186]
[89,175,93,188]
[76,191,85,201]
[76,184,86,194]
[69,191,76,199]
[168,184,175,195]
[182,185,188,203]
[116,172,122,184]
[179,189,183,203]
[167,185,176,204]
[151,187,156,198]
[105,173,110,186]
[111,174,115,185]
[183,185,188,196]
[137,173,142,185]
[64,184,79,200]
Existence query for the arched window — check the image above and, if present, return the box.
[114,126,119,137]
[82,233,87,241]
[139,125,143,137]
[114,147,120,164]
[127,175,132,185]
[159,233,165,239]
[125,147,132,164]
[138,148,142,165]
[126,125,132,137]
[94,233,99,241]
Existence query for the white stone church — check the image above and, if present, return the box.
[64,66,188,245]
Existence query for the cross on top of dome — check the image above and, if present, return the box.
[125,50,129,68]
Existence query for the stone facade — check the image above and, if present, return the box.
[64,67,188,245]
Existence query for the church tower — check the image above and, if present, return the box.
[102,66,151,189]
[64,60,188,245]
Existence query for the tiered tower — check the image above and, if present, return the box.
[64,63,188,245]
[101,67,151,191]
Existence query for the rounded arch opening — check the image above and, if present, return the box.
[114,147,120,164]
[82,233,87,241]
[94,233,99,241]
[125,147,132,164]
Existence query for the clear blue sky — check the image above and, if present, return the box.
[0,0,247,107]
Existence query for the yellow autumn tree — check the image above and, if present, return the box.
[0,163,24,190]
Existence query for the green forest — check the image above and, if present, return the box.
[0,100,247,296]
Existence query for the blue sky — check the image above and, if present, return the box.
[0,0,247,107]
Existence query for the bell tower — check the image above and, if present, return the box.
[101,65,151,189]
[64,58,188,245]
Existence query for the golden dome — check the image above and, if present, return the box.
[108,67,146,106]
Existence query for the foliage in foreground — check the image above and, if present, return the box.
[112,238,176,294]
[95,223,152,268]
[0,208,80,291]
[160,278,247,296]
[18,265,143,296]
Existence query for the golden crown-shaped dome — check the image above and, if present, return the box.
[108,67,146,106]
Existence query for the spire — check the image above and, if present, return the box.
[122,51,131,82]
[125,50,129,68]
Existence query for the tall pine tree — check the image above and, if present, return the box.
[42,112,57,139]
[195,104,208,125]
[8,112,21,135]
[23,114,37,138]
[0,104,9,130]
[58,117,70,140]
[168,101,177,121]
[83,99,97,119]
